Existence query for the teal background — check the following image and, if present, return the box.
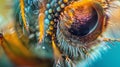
[91,43,120,67]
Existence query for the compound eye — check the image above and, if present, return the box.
[57,0,105,53]
[56,0,106,58]
[67,5,98,37]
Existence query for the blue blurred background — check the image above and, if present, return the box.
[91,44,120,67]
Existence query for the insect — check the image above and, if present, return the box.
[0,0,120,67]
